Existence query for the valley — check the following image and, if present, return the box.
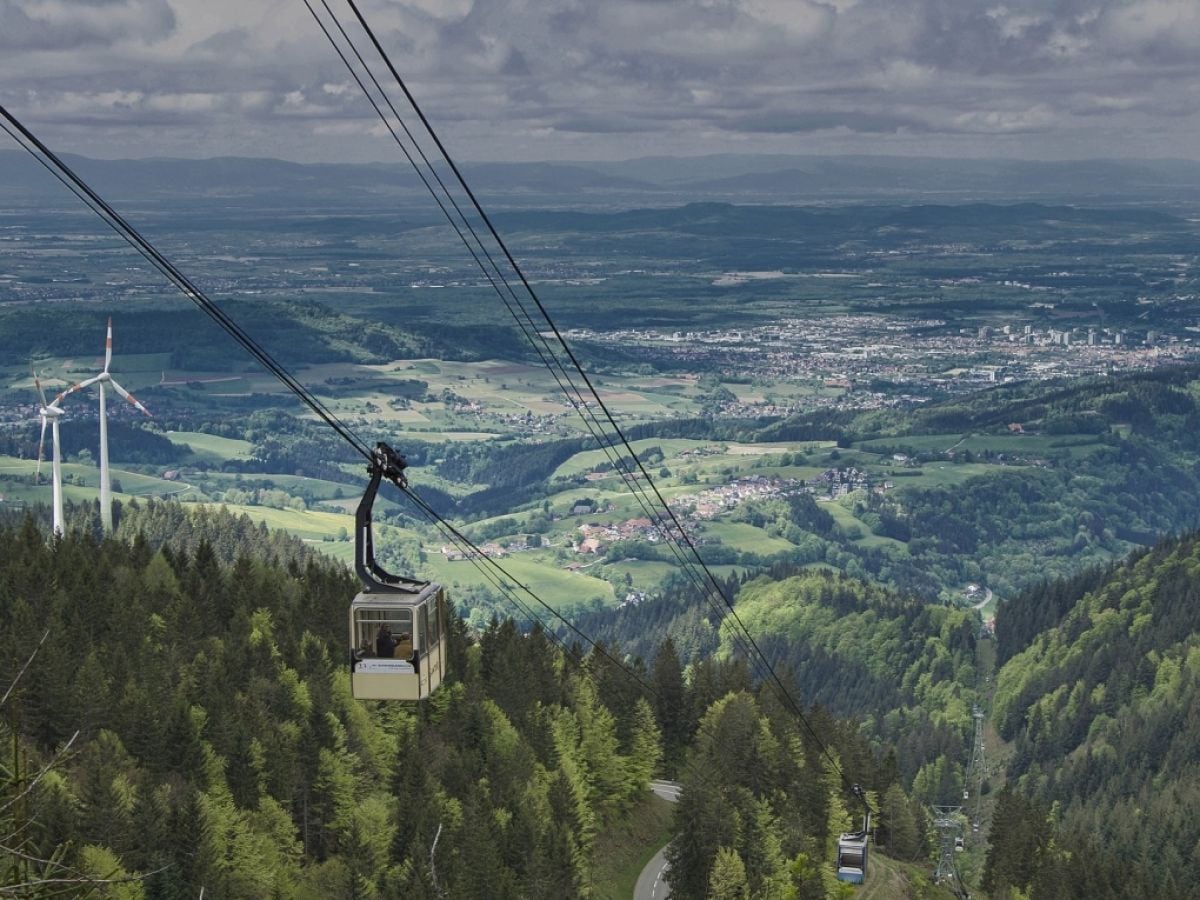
[3,182,1199,624]
[4,154,1200,898]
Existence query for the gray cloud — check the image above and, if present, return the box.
[719,109,935,136]
[0,0,176,51]
[0,0,1196,162]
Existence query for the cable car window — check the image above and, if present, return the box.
[418,604,428,656]
[353,607,413,658]
[427,592,441,644]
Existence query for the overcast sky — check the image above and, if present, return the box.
[2,0,1198,164]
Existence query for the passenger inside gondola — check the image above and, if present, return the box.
[355,608,415,658]
[394,631,413,661]
[376,624,397,658]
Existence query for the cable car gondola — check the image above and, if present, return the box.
[836,786,871,885]
[348,443,447,701]
[836,829,869,884]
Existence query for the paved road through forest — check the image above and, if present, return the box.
[634,781,681,900]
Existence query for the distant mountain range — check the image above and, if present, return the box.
[2,149,1199,208]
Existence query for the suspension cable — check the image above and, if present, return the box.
[308,0,803,742]
[0,106,373,464]
[318,0,871,809]
[3,70,868,811]
[0,102,666,716]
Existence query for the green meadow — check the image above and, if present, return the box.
[165,431,255,461]
[422,550,616,611]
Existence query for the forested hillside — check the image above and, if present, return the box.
[0,509,934,898]
[0,514,663,897]
[823,366,1200,597]
[984,532,1200,899]
[6,459,1199,896]
[731,571,977,793]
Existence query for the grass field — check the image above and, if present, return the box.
[701,520,797,555]
[552,438,709,478]
[857,431,1105,458]
[551,438,826,481]
[0,456,184,498]
[422,551,617,610]
[602,559,680,591]
[196,471,357,501]
[207,501,357,540]
[821,500,910,551]
[304,538,357,565]
[165,431,254,461]
[856,432,965,454]
[591,792,675,900]
[897,461,1019,488]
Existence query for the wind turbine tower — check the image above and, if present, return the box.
[78,318,152,532]
[32,371,68,536]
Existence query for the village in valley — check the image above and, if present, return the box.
[439,454,895,578]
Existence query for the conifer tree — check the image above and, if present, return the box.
[708,846,750,900]
[652,637,690,773]
[625,697,663,798]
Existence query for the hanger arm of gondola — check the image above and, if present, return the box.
[355,442,427,594]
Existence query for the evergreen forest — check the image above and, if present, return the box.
[0,506,916,898]
[7,492,1200,897]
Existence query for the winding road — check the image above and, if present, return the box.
[972,586,994,610]
[634,781,682,900]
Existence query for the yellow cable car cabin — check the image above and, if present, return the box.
[350,583,446,700]
[348,442,448,701]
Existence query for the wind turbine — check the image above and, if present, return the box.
[76,318,152,533]
[32,371,68,536]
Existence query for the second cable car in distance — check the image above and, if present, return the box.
[348,443,447,701]
[836,785,871,885]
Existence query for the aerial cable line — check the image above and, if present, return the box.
[299,0,766,723]
[323,0,871,809]
[0,108,551,628]
[1,107,673,719]
[0,103,668,712]
[300,0,567,388]
[0,106,372,465]
[323,0,869,808]
[306,0,761,673]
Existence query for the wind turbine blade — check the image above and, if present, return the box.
[109,378,152,417]
[104,317,113,372]
[56,380,91,403]
[32,369,48,406]
[68,375,102,394]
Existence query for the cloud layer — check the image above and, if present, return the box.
[1,0,1197,162]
